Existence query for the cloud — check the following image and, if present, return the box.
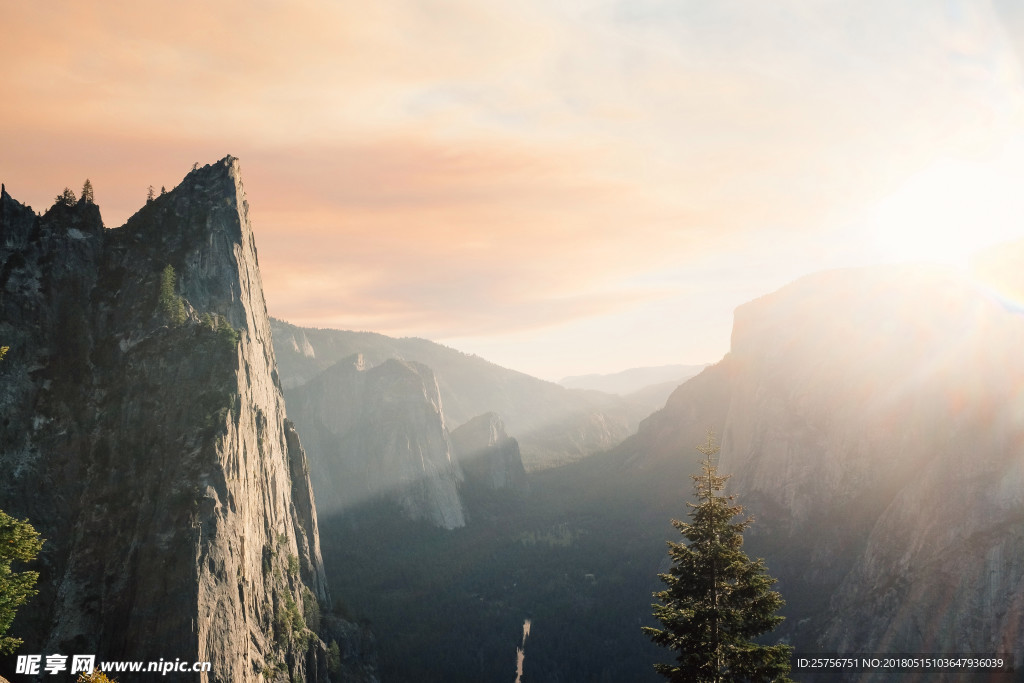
[247,139,691,337]
[4,0,1024,373]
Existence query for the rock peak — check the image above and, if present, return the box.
[0,158,375,682]
[184,154,241,183]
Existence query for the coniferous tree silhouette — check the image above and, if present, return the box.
[644,431,792,682]
[54,187,76,206]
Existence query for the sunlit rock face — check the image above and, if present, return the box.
[450,412,528,493]
[285,355,467,529]
[718,266,1024,675]
[0,161,377,682]
[624,264,1024,677]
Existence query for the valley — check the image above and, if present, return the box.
[276,261,1024,682]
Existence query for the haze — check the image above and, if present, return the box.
[4,0,1024,380]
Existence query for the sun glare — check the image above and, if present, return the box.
[865,157,1024,268]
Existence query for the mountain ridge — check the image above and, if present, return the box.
[560,363,708,395]
[271,319,647,469]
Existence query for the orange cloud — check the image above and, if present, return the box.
[4,1,1024,375]
[246,139,695,337]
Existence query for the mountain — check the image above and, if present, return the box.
[559,364,707,395]
[450,412,528,495]
[283,359,530,530]
[618,264,1024,680]
[271,320,647,469]
[0,160,376,682]
[284,354,466,529]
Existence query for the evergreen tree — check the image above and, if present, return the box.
[327,639,341,675]
[147,185,155,202]
[81,178,94,204]
[0,509,44,654]
[54,187,77,206]
[158,265,186,325]
[643,431,792,682]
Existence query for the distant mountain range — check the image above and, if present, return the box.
[270,319,653,470]
[560,364,707,396]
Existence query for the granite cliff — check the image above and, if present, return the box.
[618,264,1024,680]
[450,412,528,494]
[0,160,376,682]
[284,355,467,529]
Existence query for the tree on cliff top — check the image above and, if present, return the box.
[643,431,792,682]
[54,187,76,206]
[0,509,44,654]
[81,179,94,204]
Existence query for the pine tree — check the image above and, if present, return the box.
[643,431,792,682]
[147,185,155,202]
[54,187,77,206]
[0,509,44,654]
[81,178,94,204]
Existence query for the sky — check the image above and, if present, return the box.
[4,0,1024,381]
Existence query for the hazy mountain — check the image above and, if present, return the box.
[619,378,697,415]
[617,264,1024,680]
[0,160,376,682]
[450,412,528,495]
[285,354,466,529]
[271,320,648,469]
[559,364,707,396]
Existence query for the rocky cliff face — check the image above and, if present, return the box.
[270,319,644,469]
[0,160,376,682]
[621,265,1024,678]
[450,413,528,493]
[285,355,466,529]
[725,267,1024,678]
